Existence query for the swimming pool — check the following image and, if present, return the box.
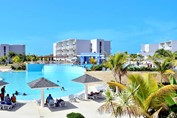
[0,64,85,100]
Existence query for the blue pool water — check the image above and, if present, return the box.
[0,64,85,100]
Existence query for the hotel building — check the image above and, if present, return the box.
[0,44,26,57]
[53,39,111,64]
[140,40,177,58]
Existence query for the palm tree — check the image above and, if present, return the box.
[12,55,22,63]
[104,52,129,84]
[98,89,140,118]
[0,56,8,65]
[98,89,117,118]
[154,49,172,59]
[7,52,16,63]
[107,73,177,117]
[152,58,174,83]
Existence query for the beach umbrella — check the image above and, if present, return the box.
[0,81,8,86]
[28,77,59,107]
[72,74,102,100]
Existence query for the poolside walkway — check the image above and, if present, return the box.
[0,99,112,118]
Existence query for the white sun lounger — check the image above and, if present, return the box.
[68,95,77,102]
[59,101,67,107]
[1,102,16,110]
[48,100,55,108]
[76,93,85,100]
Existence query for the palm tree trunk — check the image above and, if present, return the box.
[160,73,163,84]
[119,74,122,84]
[127,108,131,118]
[110,102,117,118]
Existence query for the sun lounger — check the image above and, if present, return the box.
[76,93,85,100]
[48,100,55,107]
[59,101,67,107]
[93,92,105,99]
[0,102,16,110]
[68,95,77,102]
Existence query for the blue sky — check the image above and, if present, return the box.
[0,0,177,55]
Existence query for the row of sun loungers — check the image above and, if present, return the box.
[68,91,105,102]
[35,99,67,108]
[47,99,67,108]
[0,101,16,110]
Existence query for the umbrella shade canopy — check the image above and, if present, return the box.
[28,77,59,89]
[0,81,8,86]
[72,74,102,84]
[72,74,103,100]
[28,77,59,107]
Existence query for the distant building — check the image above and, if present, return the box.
[140,40,177,58]
[0,44,26,57]
[53,39,111,64]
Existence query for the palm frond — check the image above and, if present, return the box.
[107,81,127,91]
[150,107,162,118]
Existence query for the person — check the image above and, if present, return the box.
[15,91,19,95]
[1,86,6,101]
[61,86,65,91]
[5,94,11,103]
[11,94,16,103]
[55,98,64,107]
[46,94,53,104]
[23,93,27,96]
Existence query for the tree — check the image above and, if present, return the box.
[0,56,8,64]
[89,57,97,65]
[104,53,129,84]
[26,54,38,62]
[152,58,174,83]
[107,74,177,117]
[7,52,16,63]
[98,89,141,118]
[12,55,21,63]
[154,49,172,59]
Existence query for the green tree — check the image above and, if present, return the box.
[12,55,22,63]
[26,54,38,62]
[153,58,174,83]
[89,57,97,65]
[0,56,8,64]
[153,49,172,59]
[104,53,129,84]
[107,74,177,117]
[8,52,16,63]
[98,89,140,118]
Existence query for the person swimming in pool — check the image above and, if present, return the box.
[61,86,65,91]
[15,91,19,95]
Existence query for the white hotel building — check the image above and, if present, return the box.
[53,39,111,63]
[140,40,177,58]
[0,44,26,57]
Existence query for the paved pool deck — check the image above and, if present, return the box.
[0,98,113,118]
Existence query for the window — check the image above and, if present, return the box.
[4,46,6,56]
[99,42,102,53]
[90,43,92,52]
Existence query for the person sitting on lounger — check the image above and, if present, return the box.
[5,94,12,105]
[45,94,53,104]
[11,94,16,103]
[55,98,64,107]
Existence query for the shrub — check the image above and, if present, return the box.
[11,63,26,70]
[90,64,107,71]
[66,112,85,118]
[127,66,157,71]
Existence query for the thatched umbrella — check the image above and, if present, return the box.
[72,74,102,100]
[0,81,8,86]
[28,77,59,107]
